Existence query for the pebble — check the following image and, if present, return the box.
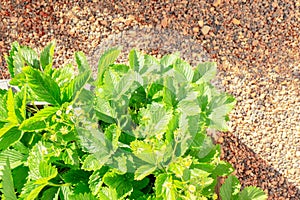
[0,1,299,199]
[201,25,211,35]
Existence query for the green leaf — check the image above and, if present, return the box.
[19,46,40,69]
[0,149,25,169]
[6,88,18,124]
[59,185,73,200]
[96,47,122,86]
[20,106,59,131]
[99,187,118,200]
[193,62,217,83]
[110,64,130,74]
[140,54,159,75]
[130,140,156,164]
[100,69,137,100]
[134,164,156,181]
[208,94,236,131]
[12,165,29,194]
[101,70,119,98]
[61,148,79,166]
[103,171,133,198]
[89,169,106,196]
[41,187,59,200]
[76,125,114,170]
[69,193,98,200]
[173,58,194,82]
[62,70,92,103]
[52,63,75,87]
[163,176,177,200]
[1,159,18,200]
[129,49,144,72]
[9,72,27,86]
[137,102,173,138]
[104,124,121,151]
[20,181,48,200]
[190,168,214,189]
[76,124,113,156]
[155,173,168,198]
[14,86,27,121]
[26,142,60,180]
[62,169,90,185]
[40,40,56,73]
[23,66,61,105]
[163,77,177,107]
[5,41,21,78]
[75,51,90,73]
[0,90,8,122]
[220,175,241,200]
[238,186,267,200]
[212,161,234,177]
[94,98,116,124]
[160,54,178,73]
[0,126,22,150]
[81,154,106,171]
[115,71,137,99]
[190,132,215,159]
[38,161,58,179]
[0,123,18,141]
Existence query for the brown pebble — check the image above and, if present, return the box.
[198,20,204,27]
[193,26,199,33]
[232,18,241,25]
[161,17,168,28]
[213,0,221,7]
[252,40,259,46]
[217,137,224,144]
[10,17,18,23]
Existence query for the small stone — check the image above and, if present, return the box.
[161,17,168,28]
[193,26,199,33]
[252,40,259,46]
[69,28,75,35]
[213,0,221,7]
[201,25,211,35]
[198,20,204,27]
[232,18,241,25]
[217,136,224,144]
[100,20,108,26]
[10,17,18,23]
[296,151,300,157]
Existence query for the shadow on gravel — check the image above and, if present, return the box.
[219,132,300,200]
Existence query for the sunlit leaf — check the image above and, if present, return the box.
[193,62,217,83]
[238,186,267,200]
[40,40,55,74]
[20,106,59,131]
[19,46,40,69]
[220,175,241,200]
[96,47,121,86]
[1,158,18,200]
[23,66,61,105]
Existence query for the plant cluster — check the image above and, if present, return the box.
[0,41,267,199]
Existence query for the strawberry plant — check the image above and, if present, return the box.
[0,41,267,199]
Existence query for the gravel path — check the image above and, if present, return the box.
[1,1,300,199]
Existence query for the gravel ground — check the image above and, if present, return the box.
[1,0,300,199]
